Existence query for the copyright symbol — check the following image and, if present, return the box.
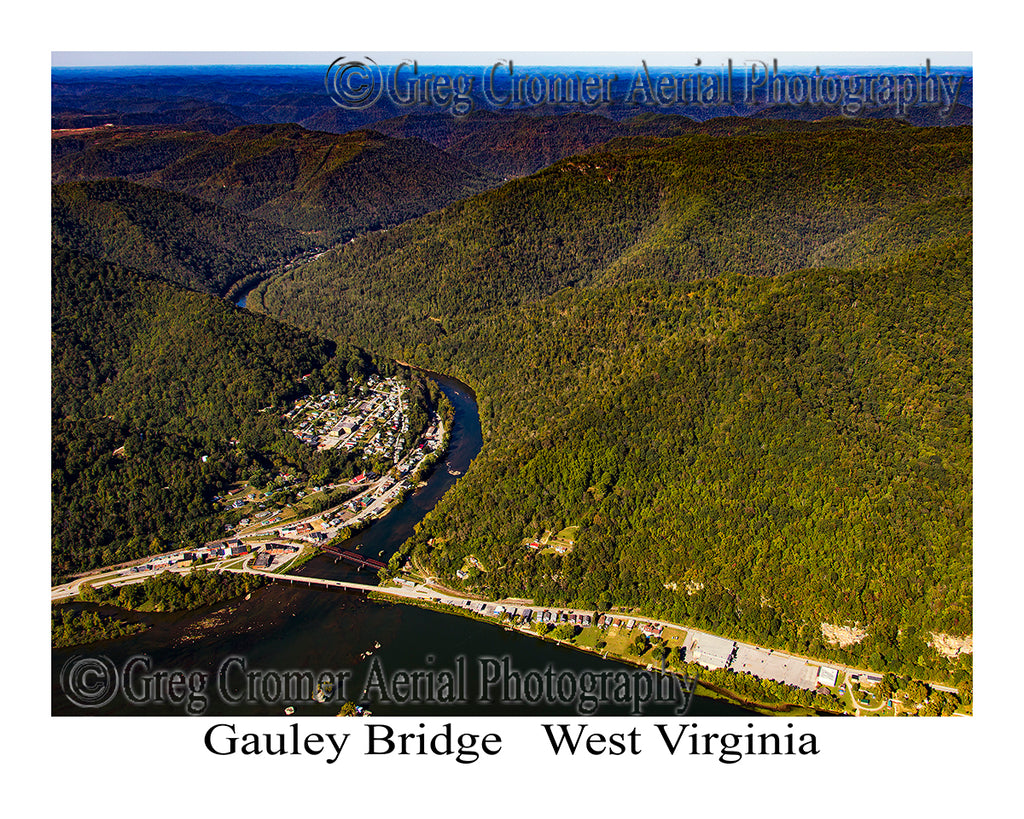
[59,655,119,708]
[325,56,382,110]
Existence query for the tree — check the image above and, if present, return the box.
[627,635,648,657]
[552,623,575,641]
[906,680,929,703]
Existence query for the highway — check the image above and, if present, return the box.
[52,555,961,698]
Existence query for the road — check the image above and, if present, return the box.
[52,556,960,699]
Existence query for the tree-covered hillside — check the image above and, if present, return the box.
[366,110,627,176]
[52,179,311,296]
[51,127,211,183]
[51,245,382,578]
[52,124,501,244]
[145,125,498,242]
[251,121,972,682]
[252,124,969,347]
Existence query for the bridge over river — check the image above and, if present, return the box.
[321,545,385,570]
[235,566,432,602]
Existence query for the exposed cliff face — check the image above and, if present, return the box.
[929,632,973,658]
[820,622,867,648]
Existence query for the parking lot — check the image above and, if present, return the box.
[683,628,820,690]
[731,643,819,689]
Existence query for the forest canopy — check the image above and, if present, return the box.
[251,122,972,680]
[51,245,395,578]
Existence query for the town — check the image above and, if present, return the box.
[284,374,441,470]
[51,374,447,591]
[222,374,446,544]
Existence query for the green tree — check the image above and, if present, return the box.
[552,623,575,641]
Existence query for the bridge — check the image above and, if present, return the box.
[322,545,386,570]
[239,568,430,603]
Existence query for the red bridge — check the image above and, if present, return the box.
[323,545,385,570]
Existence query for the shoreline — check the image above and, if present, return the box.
[50,359,963,717]
[364,589,840,717]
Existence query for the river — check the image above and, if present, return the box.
[52,374,755,717]
[234,286,252,309]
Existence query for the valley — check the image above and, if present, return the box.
[51,65,973,715]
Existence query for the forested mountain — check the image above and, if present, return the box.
[253,124,970,341]
[52,124,500,243]
[251,121,972,682]
[333,111,626,177]
[320,110,894,177]
[52,179,311,295]
[51,245,382,578]
[750,102,973,128]
[52,65,972,137]
[51,67,337,133]
[147,125,498,241]
[51,127,211,183]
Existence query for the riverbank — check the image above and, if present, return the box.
[228,248,325,307]
[366,588,836,716]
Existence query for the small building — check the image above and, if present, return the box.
[691,634,736,670]
[265,543,298,556]
[817,666,840,687]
